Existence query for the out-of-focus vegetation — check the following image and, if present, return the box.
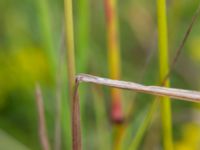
[1,0,200,149]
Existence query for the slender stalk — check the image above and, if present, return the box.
[64,0,77,149]
[104,0,123,149]
[35,84,51,150]
[157,0,173,149]
[104,0,123,123]
[64,0,76,102]
[73,80,82,150]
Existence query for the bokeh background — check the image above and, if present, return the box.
[1,0,200,149]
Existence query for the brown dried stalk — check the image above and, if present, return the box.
[72,73,200,150]
[35,84,51,150]
[72,79,82,150]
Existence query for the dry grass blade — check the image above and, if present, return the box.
[35,84,50,150]
[76,74,200,103]
[72,73,200,150]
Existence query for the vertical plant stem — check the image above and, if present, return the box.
[35,84,51,150]
[104,0,123,123]
[104,0,123,149]
[64,0,76,149]
[157,0,173,149]
[72,80,82,150]
[64,0,76,102]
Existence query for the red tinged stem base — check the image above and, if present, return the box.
[111,89,124,124]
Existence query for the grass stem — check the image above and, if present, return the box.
[157,0,173,149]
[64,0,76,102]
[64,0,79,150]
[104,0,123,123]
[104,0,123,149]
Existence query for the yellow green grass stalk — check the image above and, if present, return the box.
[64,0,76,102]
[104,0,123,149]
[64,0,76,149]
[104,0,123,124]
[157,0,173,149]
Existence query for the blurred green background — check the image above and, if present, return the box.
[1,0,200,149]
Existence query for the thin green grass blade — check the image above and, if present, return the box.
[127,100,158,150]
